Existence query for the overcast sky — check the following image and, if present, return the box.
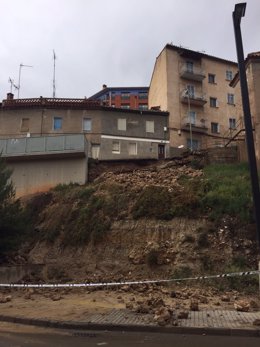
[1,0,259,101]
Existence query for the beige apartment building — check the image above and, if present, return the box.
[149,44,243,154]
[231,51,260,166]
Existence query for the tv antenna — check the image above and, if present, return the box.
[18,63,33,99]
[53,50,56,98]
[8,77,19,94]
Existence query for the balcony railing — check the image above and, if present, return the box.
[180,90,207,106]
[181,118,208,133]
[180,65,206,81]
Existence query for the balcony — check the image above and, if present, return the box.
[180,90,207,107]
[181,118,208,134]
[180,65,206,82]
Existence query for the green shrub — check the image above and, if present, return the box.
[201,163,252,222]
[132,186,174,220]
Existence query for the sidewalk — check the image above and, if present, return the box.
[0,308,260,337]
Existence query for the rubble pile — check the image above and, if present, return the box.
[95,164,203,192]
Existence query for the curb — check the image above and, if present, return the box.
[0,315,260,337]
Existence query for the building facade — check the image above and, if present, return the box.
[231,51,260,166]
[0,95,169,161]
[90,85,149,110]
[149,44,243,154]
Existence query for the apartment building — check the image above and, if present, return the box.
[90,85,149,110]
[149,44,242,153]
[0,94,169,161]
[231,51,260,166]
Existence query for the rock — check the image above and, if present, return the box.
[234,300,250,312]
[154,306,172,326]
[249,300,259,309]
[51,295,62,301]
[126,302,134,310]
[190,300,199,311]
[170,291,177,298]
[253,319,260,326]
[177,311,189,319]
[221,295,230,302]
[135,303,150,314]
[0,295,11,304]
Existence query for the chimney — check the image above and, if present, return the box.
[102,84,107,89]
[7,92,14,100]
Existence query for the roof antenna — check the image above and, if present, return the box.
[8,77,19,94]
[17,63,33,99]
[53,50,56,98]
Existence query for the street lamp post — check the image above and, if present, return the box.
[233,3,260,270]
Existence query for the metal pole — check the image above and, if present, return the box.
[233,3,260,256]
[18,64,22,99]
[188,95,193,151]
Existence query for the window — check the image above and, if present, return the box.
[129,142,137,155]
[121,92,130,99]
[118,118,126,131]
[83,118,92,131]
[53,117,62,130]
[226,70,233,81]
[210,97,218,107]
[229,118,236,129]
[20,118,30,132]
[187,85,195,97]
[121,104,130,109]
[146,120,154,133]
[112,141,120,153]
[138,92,148,99]
[211,122,219,133]
[227,93,235,105]
[188,111,196,125]
[186,61,194,73]
[187,139,199,150]
[208,74,216,84]
[139,104,148,110]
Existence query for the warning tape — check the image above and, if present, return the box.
[0,270,259,288]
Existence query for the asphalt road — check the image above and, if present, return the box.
[0,323,259,347]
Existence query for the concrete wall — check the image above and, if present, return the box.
[8,157,87,197]
[2,134,88,197]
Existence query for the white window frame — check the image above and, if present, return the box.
[83,118,92,132]
[129,142,137,155]
[112,141,120,153]
[188,111,196,125]
[146,120,154,133]
[210,97,218,108]
[186,61,194,73]
[229,118,236,129]
[227,93,235,105]
[118,118,126,131]
[208,73,216,84]
[226,70,233,81]
[211,122,219,134]
[187,84,195,98]
[20,117,30,132]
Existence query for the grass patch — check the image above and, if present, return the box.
[201,163,253,222]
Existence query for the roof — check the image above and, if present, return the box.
[90,86,149,99]
[0,97,168,116]
[165,43,238,66]
[230,51,260,87]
